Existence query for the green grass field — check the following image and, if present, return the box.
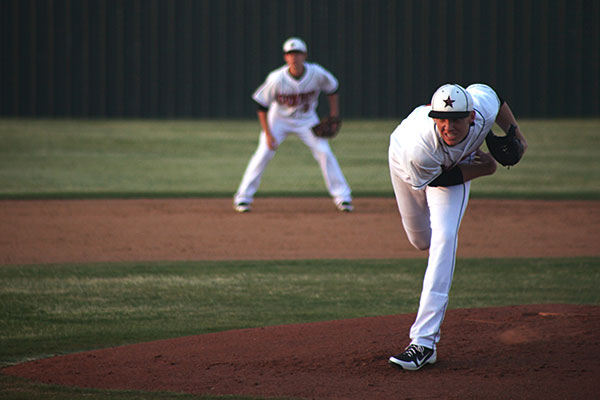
[1,118,599,199]
[1,118,599,399]
[1,258,599,400]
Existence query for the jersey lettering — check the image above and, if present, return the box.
[275,91,316,108]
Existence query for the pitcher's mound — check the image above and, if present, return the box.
[5,304,599,400]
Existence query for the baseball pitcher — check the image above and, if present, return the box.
[388,83,527,370]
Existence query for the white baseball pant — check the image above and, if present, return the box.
[234,119,352,206]
[389,153,471,349]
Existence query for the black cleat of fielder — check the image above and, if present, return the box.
[234,202,251,213]
[336,201,354,212]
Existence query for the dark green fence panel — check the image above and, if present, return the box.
[1,0,598,118]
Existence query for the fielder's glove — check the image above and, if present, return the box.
[312,116,342,138]
[485,124,524,167]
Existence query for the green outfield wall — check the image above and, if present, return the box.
[1,0,598,118]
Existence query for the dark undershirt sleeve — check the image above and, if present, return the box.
[497,94,506,108]
[254,100,268,112]
[429,166,465,187]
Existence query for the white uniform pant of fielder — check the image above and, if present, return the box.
[234,121,352,206]
[390,154,471,349]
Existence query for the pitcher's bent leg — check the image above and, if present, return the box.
[388,159,431,250]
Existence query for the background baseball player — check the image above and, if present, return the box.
[387,83,527,370]
[233,37,353,213]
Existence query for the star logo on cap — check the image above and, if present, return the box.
[443,96,455,108]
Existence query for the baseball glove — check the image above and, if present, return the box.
[485,124,524,167]
[312,116,342,138]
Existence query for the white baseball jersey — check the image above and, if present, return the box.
[252,62,338,125]
[389,84,501,190]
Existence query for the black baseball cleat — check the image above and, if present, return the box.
[336,201,354,212]
[389,344,437,371]
[234,202,251,213]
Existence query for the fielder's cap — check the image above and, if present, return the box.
[428,83,474,119]
[283,37,307,53]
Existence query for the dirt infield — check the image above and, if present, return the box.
[1,197,599,264]
[2,198,600,399]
